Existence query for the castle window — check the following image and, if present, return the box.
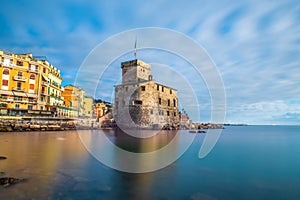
[141,86,145,91]
[157,85,159,91]
[167,111,170,116]
[174,112,176,117]
[162,86,164,92]
[158,98,161,105]
[150,109,153,115]
[173,99,176,107]
[168,99,170,107]
[170,89,172,94]
[133,100,142,105]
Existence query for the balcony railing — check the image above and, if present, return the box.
[0,97,14,102]
[13,87,25,92]
[13,76,27,81]
[28,68,39,73]
[41,91,48,96]
[42,81,49,86]
[0,62,14,68]
[28,99,37,104]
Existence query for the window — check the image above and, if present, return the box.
[2,80,8,86]
[157,85,159,91]
[17,61,22,66]
[173,99,176,107]
[167,111,170,116]
[17,82,22,89]
[40,106,44,110]
[18,71,22,77]
[170,89,172,94]
[28,105,33,110]
[43,68,46,73]
[150,109,153,115]
[162,86,164,92]
[29,84,34,90]
[30,74,35,80]
[174,112,176,117]
[2,69,9,75]
[168,99,170,107]
[141,86,145,91]
[15,104,20,109]
[158,98,161,105]
[133,100,142,105]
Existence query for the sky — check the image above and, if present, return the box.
[0,0,299,125]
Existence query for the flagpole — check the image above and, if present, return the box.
[134,37,137,59]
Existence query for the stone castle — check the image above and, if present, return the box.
[114,59,180,129]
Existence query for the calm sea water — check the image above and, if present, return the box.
[0,126,300,200]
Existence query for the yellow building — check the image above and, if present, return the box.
[0,51,41,115]
[83,97,94,118]
[61,85,86,117]
[0,50,62,116]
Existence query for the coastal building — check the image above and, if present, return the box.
[114,59,180,129]
[47,64,63,115]
[94,102,108,119]
[0,51,47,116]
[83,97,94,118]
[61,85,86,117]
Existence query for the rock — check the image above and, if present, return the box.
[0,172,5,176]
[0,177,26,187]
[0,156,7,160]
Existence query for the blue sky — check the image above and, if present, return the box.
[1,0,300,125]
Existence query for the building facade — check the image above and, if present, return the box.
[0,51,51,116]
[83,97,94,118]
[114,59,180,129]
[61,85,86,117]
[94,102,108,119]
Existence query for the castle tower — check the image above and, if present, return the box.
[121,59,151,84]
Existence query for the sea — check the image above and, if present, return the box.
[0,126,300,200]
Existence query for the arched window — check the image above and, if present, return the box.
[2,69,9,75]
[30,74,35,80]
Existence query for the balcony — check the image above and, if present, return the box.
[42,81,50,86]
[13,76,27,81]
[13,87,25,92]
[28,99,37,104]
[41,91,49,96]
[0,97,14,102]
[28,68,39,73]
[0,62,14,68]
[14,98,28,103]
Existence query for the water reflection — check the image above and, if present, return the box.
[78,129,186,173]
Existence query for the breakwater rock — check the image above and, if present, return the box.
[0,117,101,132]
[0,177,26,187]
